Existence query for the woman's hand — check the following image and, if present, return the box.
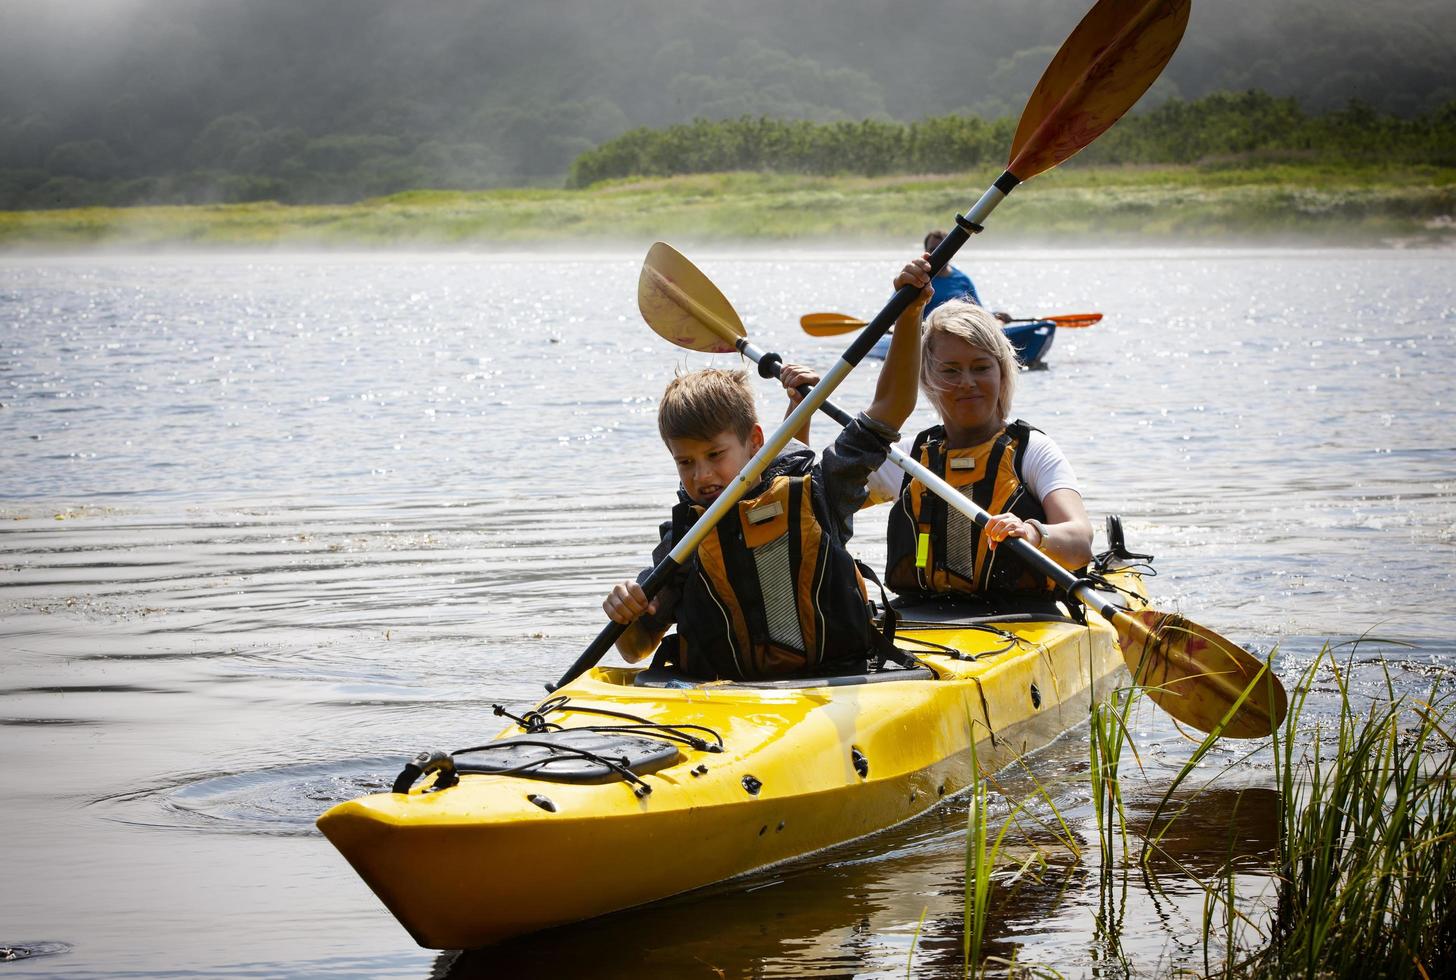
[983,513,1045,551]
[895,253,935,314]
[603,580,656,624]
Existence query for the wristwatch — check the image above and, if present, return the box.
[1025,519,1049,552]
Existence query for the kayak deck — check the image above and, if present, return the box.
[318,570,1146,949]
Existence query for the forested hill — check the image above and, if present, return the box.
[3,0,1454,209]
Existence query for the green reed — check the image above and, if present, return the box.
[952,639,1455,977]
[1200,648,1456,978]
[1089,686,1142,868]
[965,729,993,976]
[962,716,1081,979]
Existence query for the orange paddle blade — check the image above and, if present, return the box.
[1046,313,1102,328]
[814,311,1102,331]
[1009,0,1191,180]
[800,312,865,337]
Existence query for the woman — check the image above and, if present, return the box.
[873,295,1093,598]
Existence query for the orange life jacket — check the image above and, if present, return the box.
[670,454,880,681]
[885,421,1053,596]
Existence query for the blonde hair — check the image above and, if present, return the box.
[658,368,758,443]
[920,300,1018,421]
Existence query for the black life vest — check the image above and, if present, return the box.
[885,421,1053,597]
[669,450,879,681]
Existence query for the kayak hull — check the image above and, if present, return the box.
[319,572,1145,949]
[869,319,1056,366]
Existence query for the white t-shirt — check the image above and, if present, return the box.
[865,426,1079,508]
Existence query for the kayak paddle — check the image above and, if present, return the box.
[802,311,1102,336]
[637,243,1287,739]
[552,0,1194,692]
[1009,313,1101,328]
[800,312,875,337]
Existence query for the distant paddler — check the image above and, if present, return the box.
[920,229,1013,324]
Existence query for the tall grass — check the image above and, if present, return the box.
[1089,687,1140,869]
[1206,650,1456,977]
[962,717,1082,978]
[1076,643,1456,978]
[938,640,1456,976]
[1088,687,1141,977]
[965,729,993,976]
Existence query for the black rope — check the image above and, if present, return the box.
[536,723,724,753]
[449,739,655,798]
[1080,568,1155,602]
[896,623,1028,660]
[492,696,725,753]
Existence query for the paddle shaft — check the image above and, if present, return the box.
[550,174,1023,690]
[735,339,1130,627]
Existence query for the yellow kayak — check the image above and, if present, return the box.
[318,565,1148,949]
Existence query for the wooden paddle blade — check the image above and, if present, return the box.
[800,312,865,337]
[1008,0,1191,180]
[1046,313,1102,328]
[1114,609,1289,738]
[638,242,745,354]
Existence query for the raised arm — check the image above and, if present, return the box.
[781,365,815,445]
[865,254,932,430]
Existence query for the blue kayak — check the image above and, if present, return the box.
[868,319,1056,367]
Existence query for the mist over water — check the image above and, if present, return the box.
[1,248,1453,976]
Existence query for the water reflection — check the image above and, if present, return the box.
[433,785,1283,978]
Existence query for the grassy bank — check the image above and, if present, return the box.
[1,164,1452,250]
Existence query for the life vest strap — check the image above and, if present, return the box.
[857,560,926,672]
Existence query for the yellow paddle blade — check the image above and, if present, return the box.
[800,312,865,337]
[637,242,745,354]
[1009,0,1191,180]
[1114,609,1289,739]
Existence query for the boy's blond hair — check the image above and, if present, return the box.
[921,300,1018,421]
[658,368,759,443]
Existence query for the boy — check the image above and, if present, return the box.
[602,257,932,680]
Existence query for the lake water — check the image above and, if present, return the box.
[2,248,1453,977]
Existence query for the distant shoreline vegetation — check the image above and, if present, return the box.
[569,91,1456,186]
[2,163,1452,249]
[1,91,1453,215]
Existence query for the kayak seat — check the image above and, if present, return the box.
[632,666,938,689]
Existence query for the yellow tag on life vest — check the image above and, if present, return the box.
[916,531,930,568]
